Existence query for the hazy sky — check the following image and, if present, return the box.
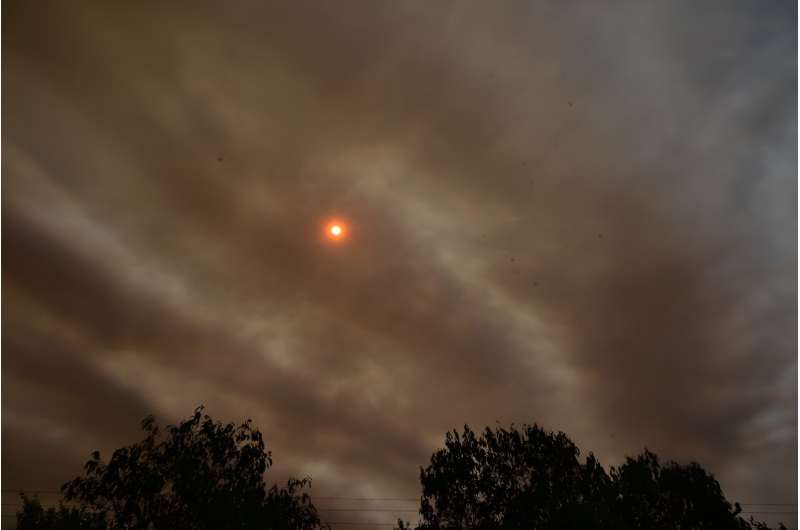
[3,1,797,527]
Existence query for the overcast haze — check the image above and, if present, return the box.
[2,1,797,527]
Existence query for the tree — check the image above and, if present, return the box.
[18,406,325,530]
[610,450,768,530]
[398,424,784,530]
[16,495,104,530]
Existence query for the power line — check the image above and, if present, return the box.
[2,487,796,529]
[2,491,794,505]
[317,508,419,513]
[741,503,799,506]
[322,521,397,526]
[2,488,62,495]
[0,504,418,513]
[1,504,419,514]
[315,497,418,502]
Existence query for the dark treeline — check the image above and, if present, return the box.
[15,407,788,530]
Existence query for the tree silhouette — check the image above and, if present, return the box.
[17,406,325,530]
[16,495,102,530]
[397,424,786,530]
[16,415,790,530]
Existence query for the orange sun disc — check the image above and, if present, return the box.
[325,221,347,241]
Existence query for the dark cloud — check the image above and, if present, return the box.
[3,0,796,526]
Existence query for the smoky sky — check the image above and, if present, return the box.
[2,1,797,527]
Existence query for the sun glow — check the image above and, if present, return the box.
[325,220,348,242]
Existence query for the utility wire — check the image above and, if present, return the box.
[315,497,418,502]
[0,520,402,527]
[0,503,420,513]
[2,491,795,505]
[320,509,418,513]
[741,503,799,506]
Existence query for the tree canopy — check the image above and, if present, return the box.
[17,406,324,530]
[397,424,786,530]
[16,414,788,530]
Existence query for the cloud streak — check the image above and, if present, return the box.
[3,1,796,525]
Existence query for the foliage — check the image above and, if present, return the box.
[17,406,324,530]
[397,424,786,530]
[16,495,105,530]
[17,412,789,530]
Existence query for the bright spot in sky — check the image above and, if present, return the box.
[325,221,347,242]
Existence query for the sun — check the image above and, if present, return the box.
[325,220,348,241]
